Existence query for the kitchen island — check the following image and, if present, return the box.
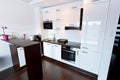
[3,38,43,80]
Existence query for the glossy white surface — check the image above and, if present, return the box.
[81,2,109,53]
[84,0,109,5]
[43,42,53,58]
[0,40,13,71]
[98,0,120,80]
[79,50,101,74]
[17,47,26,67]
[42,1,83,30]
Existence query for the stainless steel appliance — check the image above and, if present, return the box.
[61,46,75,62]
[43,21,53,29]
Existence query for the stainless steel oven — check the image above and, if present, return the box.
[61,46,75,62]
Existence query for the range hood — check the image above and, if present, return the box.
[65,8,83,30]
[65,26,80,30]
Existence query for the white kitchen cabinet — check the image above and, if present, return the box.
[52,6,65,30]
[62,1,83,28]
[81,2,109,52]
[42,7,54,21]
[43,42,61,60]
[17,47,26,67]
[53,44,61,61]
[42,1,83,30]
[84,0,109,5]
[79,50,101,74]
[43,42,53,58]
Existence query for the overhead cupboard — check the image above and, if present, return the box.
[84,0,110,5]
[42,1,83,30]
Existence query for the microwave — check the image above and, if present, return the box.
[43,21,53,29]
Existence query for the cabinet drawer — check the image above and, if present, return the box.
[81,44,98,52]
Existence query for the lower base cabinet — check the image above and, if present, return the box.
[43,42,101,75]
[43,42,53,58]
[79,50,101,74]
[43,42,61,61]
[53,44,61,61]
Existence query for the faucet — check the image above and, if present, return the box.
[53,33,56,41]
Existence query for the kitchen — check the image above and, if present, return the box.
[0,0,120,80]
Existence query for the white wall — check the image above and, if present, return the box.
[0,0,36,71]
[40,1,82,42]
[0,40,13,72]
[34,7,42,34]
[0,0,36,38]
[98,0,120,80]
[41,29,81,42]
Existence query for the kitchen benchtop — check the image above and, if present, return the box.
[2,38,40,47]
[42,39,80,49]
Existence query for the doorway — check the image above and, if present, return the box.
[107,15,120,80]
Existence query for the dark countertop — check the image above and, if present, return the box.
[2,38,40,47]
[42,39,80,49]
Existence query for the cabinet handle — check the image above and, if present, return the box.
[45,19,49,21]
[69,24,74,26]
[56,27,60,29]
[55,45,58,47]
[92,0,99,2]
[56,9,60,11]
[82,47,88,49]
[20,49,23,50]
[77,51,79,55]
[72,6,77,9]
[56,19,60,21]
[45,11,48,13]
[82,51,88,54]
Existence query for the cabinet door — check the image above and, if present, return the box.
[84,0,109,5]
[53,6,64,30]
[43,42,53,58]
[79,50,101,74]
[42,8,54,21]
[81,2,109,52]
[17,47,26,67]
[62,1,83,27]
[74,49,81,68]
[53,44,61,61]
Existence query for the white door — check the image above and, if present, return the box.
[43,42,53,58]
[17,47,26,67]
[81,2,109,52]
[53,44,61,61]
[79,50,101,74]
[42,8,54,21]
[62,2,82,27]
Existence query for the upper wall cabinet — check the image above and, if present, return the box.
[84,0,109,5]
[81,2,110,52]
[62,1,83,29]
[42,1,83,30]
[42,8,54,21]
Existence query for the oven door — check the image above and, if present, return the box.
[61,49,75,62]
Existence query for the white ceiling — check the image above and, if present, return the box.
[21,0,82,7]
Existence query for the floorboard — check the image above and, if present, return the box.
[0,58,96,80]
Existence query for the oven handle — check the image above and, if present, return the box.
[62,49,75,53]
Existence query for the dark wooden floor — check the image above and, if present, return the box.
[0,58,96,80]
